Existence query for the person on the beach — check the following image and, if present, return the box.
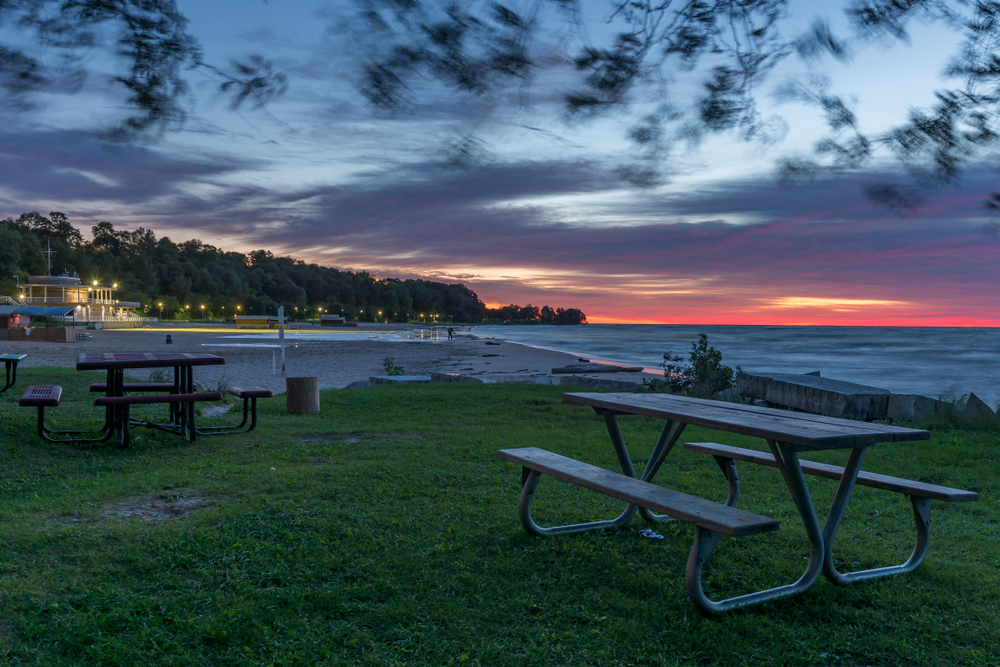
[448,327,454,340]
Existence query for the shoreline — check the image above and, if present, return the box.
[5,323,660,394]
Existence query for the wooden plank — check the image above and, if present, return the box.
[497,447,779,537]
[569,392,914,434]
[562,392,929,449]
[683,442,980,503]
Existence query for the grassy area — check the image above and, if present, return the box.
[1,367,998,666]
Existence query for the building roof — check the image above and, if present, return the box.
[0,305,76,316]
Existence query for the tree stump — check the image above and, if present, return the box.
[286,376,320,414]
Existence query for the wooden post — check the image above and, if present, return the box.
[286,376,320,414]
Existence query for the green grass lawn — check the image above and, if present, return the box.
[1,367,998,666]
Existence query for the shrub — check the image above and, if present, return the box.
[382,357,405,376]
[659,333,738,398]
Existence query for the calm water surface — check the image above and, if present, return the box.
[471,324,1000,408]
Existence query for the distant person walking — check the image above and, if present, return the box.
[448,327,454,341]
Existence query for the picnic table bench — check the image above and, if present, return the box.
[682,441,979,584]
[498,392,970,614]
[1,353,27,394]
[196,386,273,434]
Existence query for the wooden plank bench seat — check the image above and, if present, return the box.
[682,441,980,584]
[498,446,781,613]
[197,386,273,435]
[498,447,779,538]
[683,442,980,502]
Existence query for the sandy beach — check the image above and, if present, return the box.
[5,323,659,393]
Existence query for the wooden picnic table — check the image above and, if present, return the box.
[501,392,935,613]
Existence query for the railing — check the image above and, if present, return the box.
[21,297,141,308]
[0,295,25,306]
[58,315,158,324]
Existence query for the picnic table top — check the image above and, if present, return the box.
[563,392,930,450]
[76,352,226,371]
[1,353,27,362]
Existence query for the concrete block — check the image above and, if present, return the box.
[886,394,952,424]
[430,372,484,383]
[737,372,889,419]
[956,392,995,429]
[368,375,432,386]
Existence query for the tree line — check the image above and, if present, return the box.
[484,304,587,326]
[0,212,585,324]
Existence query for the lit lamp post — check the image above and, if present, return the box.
[158,302,163,320]
[200,305,205,320]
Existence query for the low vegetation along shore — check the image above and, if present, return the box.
[1,370,997,666]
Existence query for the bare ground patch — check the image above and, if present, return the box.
[102,488,222,521]
[298,431,424,444]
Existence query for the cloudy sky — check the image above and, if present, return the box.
[1,0,997,325]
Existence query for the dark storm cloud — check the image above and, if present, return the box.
[0,127,266,206]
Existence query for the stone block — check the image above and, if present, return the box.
[737,372,889,419]
[955,392,996,429]
[713,388,741,401]
[368,375,432,386]
[886,394,952,424]
[343,379,370,389]
[555,376,642,391]
[430,372,484,383]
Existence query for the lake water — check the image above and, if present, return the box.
[471,324,1000,408]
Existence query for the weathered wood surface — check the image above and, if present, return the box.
[498,447,779,537]
[552,364,644,374]
[683,442,979,503]
[286,376,320,414]
[736,372,890,420]
[562,392,929,450]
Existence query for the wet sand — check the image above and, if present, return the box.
[5,323,659,393]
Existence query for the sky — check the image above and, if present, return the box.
[0,0,998,326]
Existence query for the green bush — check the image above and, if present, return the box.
[660,333,738,398]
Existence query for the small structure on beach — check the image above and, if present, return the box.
[0,304,77,341]
[235,315,283,329]
[15,275,150,328]
[321,314,357,327]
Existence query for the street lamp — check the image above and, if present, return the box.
[200,305,205,319]
[158,302,163,320]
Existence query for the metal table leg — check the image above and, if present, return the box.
[685,440,826,613]
[2,360,16,393]
[514,411,642,536]
[821,447,931,584]
[636,419,687,523]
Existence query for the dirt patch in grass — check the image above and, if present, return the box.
[298,431,424,444]
[201,404,233,418]
[103,488,222,521]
